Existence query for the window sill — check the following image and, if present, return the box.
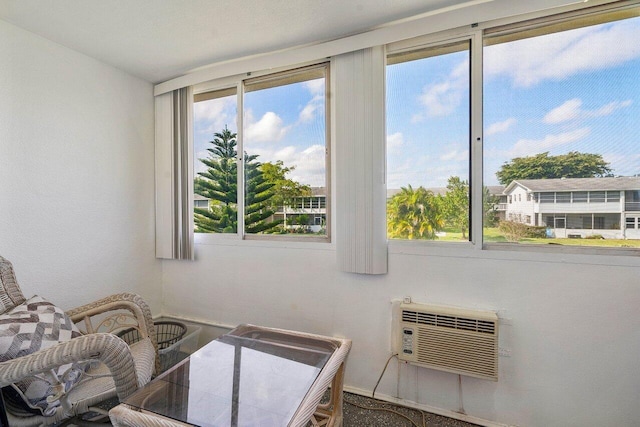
[388,239,640,267]
[194,232,334,251]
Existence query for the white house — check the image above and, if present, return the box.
[503,177,640,239]
[275,187,327,233]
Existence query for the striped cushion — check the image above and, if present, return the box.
[0,295,86,416]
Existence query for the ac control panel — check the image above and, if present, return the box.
[401,327,414,355]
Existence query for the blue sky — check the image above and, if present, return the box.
[193,79,326,187]
[195,16,640,190]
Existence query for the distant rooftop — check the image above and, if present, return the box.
[507,177,640,193]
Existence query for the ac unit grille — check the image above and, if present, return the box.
[416,328,497,378]
[402,309,496,335]
[397,303,499,381]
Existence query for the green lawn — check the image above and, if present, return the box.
[429,228,640,248]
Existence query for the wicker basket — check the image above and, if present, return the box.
[118,321,187,371]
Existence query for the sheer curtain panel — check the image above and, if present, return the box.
[155,87,194,260]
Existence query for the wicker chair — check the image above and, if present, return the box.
[0,255,159,426]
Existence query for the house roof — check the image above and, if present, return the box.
[487,185,505,196]
[505,177,640,193]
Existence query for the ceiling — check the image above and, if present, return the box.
[0,0,458,84]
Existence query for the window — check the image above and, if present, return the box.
[627,190,640,211]
[606,191,620,202]
[193,64,330,239]
[590,192,605,203]
[483,6,640,248]
[540,193,554,203]
[594,216,605,230]
[386,41,470,241]
[573,192,588,203]
[193,88,238,234]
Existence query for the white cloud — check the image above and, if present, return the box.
[589,99,633,117]
[244,110,290,143]
[298,79,326,123]
[387,132,404,154]
[440,148,468,162]
[414,58,469,120]
[544,98,633,124]
[303,79,325,96]
[486,118,516,135]
[249,144,326,187]
[509,127,591,157]
[298,94,324,123]
[276,144,325,187]
[193,97,236,133]
[543,98,582,124]
[299,103,318,123]
[485,20,640,87]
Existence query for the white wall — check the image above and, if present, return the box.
[162,241,640,427]
[0,20,161,312]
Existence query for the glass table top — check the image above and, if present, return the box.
[123,327,334,426]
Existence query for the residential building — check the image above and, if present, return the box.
[487,185,507,222]
[503,177,640,239]
[274,187,327,233]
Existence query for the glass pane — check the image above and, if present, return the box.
[607,191,620,202]
[590,191,605,203]
[193,88,238,234]
[243,66,328,236]
[573,191,588,202]
[386,41,471,241]
[483,13,640,247]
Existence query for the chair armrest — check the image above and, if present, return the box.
[66,293,159,374]
[0,333,140,401]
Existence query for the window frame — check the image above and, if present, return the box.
[192,61,332,244]
[385,0,640,257]
[185,0,640,260]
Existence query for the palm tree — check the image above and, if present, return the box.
[387,185,444,239]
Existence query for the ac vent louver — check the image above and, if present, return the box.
[397,303,499,381]
[402,309,496,334]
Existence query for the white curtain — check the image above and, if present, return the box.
[334,47,388,274]
[155,87,194,260]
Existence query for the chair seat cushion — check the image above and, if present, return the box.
[0,295,86,416]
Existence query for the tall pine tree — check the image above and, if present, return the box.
[194,127,282,233]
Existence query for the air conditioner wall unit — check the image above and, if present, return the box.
[396,302,499,381]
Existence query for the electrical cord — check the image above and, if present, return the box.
[372,353,398,399]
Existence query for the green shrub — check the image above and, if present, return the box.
[585,234,604,239]
[498,221,547,242]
